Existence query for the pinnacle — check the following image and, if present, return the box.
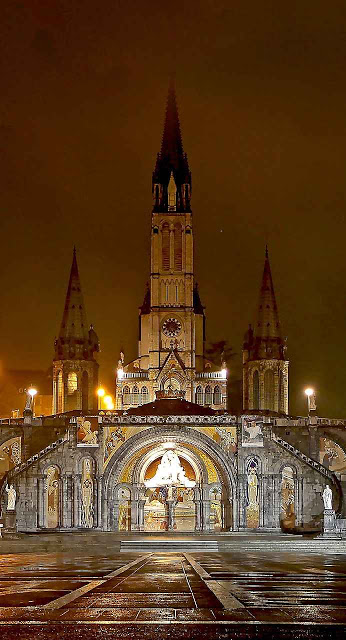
[58,248,88,342]
[256,248,281,340]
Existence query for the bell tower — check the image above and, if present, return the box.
[243,248,289,414]
[116,82,227,410]
[53,248,100,414]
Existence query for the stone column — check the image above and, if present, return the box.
[73,474,81,528]
[131,499,140,531]
[238,474,246,529]
[113,500,119,531]
[138,499,146,531]
[194,498,201,531]
[166,499,176,531]
[223,499,233,531]
[97,477,103,529]
[37,476,44,528]
[62,475,68,528]
[201,499,211,531]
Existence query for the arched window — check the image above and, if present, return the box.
[174,223,182,271]
[45,466,60,529]
[279,369,285,412]
[213,386,222,405]
[264,369,274,411]
[82,371,89,412]
[162,223,170,271]
[123,385,131,405]
[67,372,78,395]
[132,386,139,405]
[57,370,64,413]
[196,385,203,405]
[205,385,212,405]
[253,370,259,409]
[141,386,149,405]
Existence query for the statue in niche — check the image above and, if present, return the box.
[247,468,258,508]
[145,450,195,488]
[5,484,16,510]
[323,485,333,510]
[81,460,94,528]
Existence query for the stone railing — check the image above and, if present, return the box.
[121,372,149,379]
[195,372,226,379]
[271,431,335,480]
[96,414,238,426]
[155,389,186,400]
[7,433,69,479]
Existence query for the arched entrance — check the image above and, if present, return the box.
[103,426,237,532]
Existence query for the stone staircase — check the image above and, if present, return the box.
[271,431,342,512]
[120,539,219,552]
[6,433,69,482]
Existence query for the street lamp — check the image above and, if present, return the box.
[27,387,37,416]
[104,395,114,410]
[97,387,105,410]
[305,387,316,414]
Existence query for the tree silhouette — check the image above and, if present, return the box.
[205,340,236,366]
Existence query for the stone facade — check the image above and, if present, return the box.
[1,409,344,534]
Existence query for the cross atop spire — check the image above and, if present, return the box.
[152,80,191,212]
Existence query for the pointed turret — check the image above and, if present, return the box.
[242,248,289,414]
[256,246,281,341]
[53,249,99,413]
[58,247,88,345]
[152,79,191,212]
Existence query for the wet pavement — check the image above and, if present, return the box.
[0,545,345,638]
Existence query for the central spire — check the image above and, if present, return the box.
[152,80,191,213]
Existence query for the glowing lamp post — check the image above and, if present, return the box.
[104,395,114,410]
[27,387,37,416]
[305,387,316,414]
[97,387,105,410]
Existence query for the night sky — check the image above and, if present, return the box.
[1,1,346,417]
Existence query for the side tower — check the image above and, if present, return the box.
[53,248,99,413]
[116,82,227,409]
[243,248,288,414]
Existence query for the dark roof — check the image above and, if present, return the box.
[125,397,217,416]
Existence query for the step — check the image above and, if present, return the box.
[120,539,219,552]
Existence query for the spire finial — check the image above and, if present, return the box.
[265,244,269,258]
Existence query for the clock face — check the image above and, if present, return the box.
[162,317,182,337]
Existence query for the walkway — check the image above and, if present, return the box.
[0,544,344,637]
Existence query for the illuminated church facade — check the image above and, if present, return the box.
[0,84,345,536]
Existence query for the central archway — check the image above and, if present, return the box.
[102,425,237,532]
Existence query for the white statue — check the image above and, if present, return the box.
[323,485,333,510]
[145,450,195,488]
[5,484,16,510]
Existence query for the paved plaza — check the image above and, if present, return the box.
[0,534,345,638]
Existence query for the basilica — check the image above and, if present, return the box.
[0,83,345,535]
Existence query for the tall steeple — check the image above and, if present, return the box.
[54,248,99,360]
[256,246,281,342]
[53,248,99,414]
[58,247,88,345]
[152,79,191,212]
[243,248,288,414]
[116,81,227,412]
